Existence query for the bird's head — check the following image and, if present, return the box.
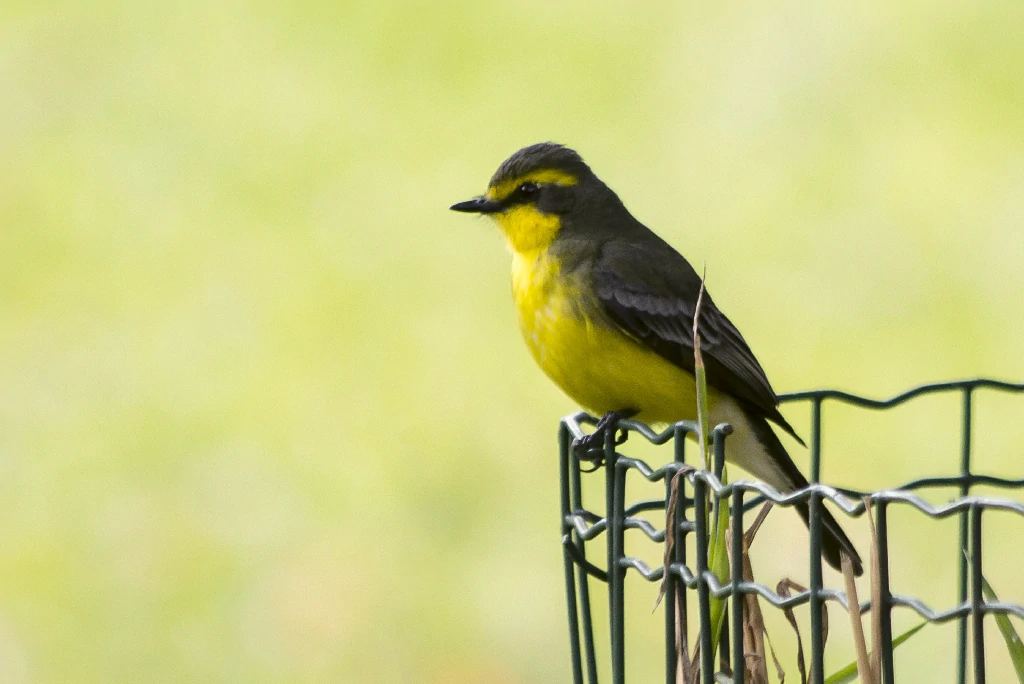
[450,143,599,253]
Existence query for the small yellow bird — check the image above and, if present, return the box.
[452,143,861,575]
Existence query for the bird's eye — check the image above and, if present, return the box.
[518,181,539,198]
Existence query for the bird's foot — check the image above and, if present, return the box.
[573,409,638,471]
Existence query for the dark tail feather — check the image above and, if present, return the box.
[742,403,864,576]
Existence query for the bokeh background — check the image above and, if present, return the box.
[3,1,1024,682]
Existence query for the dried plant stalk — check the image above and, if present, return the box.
[842,551,875,684]
[865,501,883,682]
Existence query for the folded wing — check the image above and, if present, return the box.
[592,238,804,445]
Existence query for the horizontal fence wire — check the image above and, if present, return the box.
[559,379,1024,684]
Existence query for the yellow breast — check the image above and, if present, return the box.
[510,249,704,424]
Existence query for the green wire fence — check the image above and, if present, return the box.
[559,379,1024,684]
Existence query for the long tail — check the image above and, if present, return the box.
[736,402,863,576]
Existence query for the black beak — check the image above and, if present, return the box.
[450,196,501,214]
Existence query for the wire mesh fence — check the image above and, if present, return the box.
[559,379,1024,684]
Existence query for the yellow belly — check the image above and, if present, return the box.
[512,250,709,424]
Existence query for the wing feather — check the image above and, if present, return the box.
[593,239,804,445]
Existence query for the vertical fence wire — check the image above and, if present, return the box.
[876,502,894,684]
[958,388,974,684]
[971,505,986,684]
[730,487,745,684]
[666,426,688,684]
[559,423,584,684]
[605,430,625,684]
[808,397,825,683]
[693,475,713,684]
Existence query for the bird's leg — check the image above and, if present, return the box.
[573,409,638,470]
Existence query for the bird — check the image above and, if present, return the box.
[450,142,862,575]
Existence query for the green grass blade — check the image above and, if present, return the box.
[823,622,927,684]
[707,464,730,661]
[981,576,1024,682]
[692,272,725,670]
[693,273,711,471]
[695,357,711,470]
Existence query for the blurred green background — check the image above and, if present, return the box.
[3,1,1024,682]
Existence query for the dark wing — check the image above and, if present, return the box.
[592,238,804,444]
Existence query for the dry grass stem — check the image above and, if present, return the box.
[842,551,874,684]
[776,578,808,684]
[865,501,883,682]
[776,577,828,684]
[735,503,775,684]
[655,465,695,682]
